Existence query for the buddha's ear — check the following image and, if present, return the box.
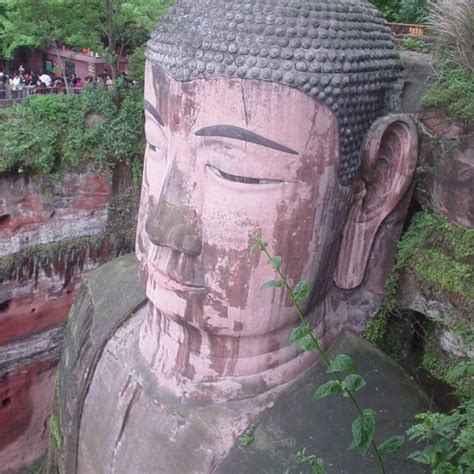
[334,114,418,289]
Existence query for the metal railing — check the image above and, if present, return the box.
[0,86,83,108]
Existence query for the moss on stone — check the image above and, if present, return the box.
[422,325,474,399]
[0,232,134,283]
[364,209,473,402]
[390,210,474,300]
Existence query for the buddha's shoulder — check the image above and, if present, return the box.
[75,253,145,319]
[63,252,146,369]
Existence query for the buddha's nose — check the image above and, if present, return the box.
[145,172,202,257]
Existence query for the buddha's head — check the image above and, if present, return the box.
[136,0,418,401]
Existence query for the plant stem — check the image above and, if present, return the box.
[259,243,387,474]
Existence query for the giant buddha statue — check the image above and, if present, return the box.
[55,1,419,472]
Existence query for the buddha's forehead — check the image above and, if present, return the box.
[146,0,401,185]
[145,63,338,141]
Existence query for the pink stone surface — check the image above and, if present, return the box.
[0,359,58,471]
[0,171,111,257]
[134,64,419,401]
[418,110,474,228]
[334,115,418,289]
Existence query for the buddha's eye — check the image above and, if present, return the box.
[208,165,282,185]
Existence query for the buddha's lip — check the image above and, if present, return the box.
[149,265,208,294]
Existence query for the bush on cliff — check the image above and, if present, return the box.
[0,85,145,175]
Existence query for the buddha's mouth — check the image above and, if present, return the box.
[149,265,208,294]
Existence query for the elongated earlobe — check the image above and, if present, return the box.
[334,114,418,289]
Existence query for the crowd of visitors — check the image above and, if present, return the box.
[0,65,119,101]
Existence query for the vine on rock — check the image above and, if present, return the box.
[253,235,404,474]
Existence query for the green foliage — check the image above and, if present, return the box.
[388,210,474,299]
[254,235,391,470]
[342,374,366,395]
[313,380,343,400]
[407,400,474,473]
[397,0,428,24]
[363,312,389,347]
[401,37,429,52]
[239,424,256,448]
[127,44,146,83]
[368,0,427,23]
[296,448,325,474]
[293,280,310,303]
[0,86,145,175]
[422,60,474,129]
[0,0,175,81]
[350,409,376,455]
[262,279,284,289]
[368,0,401,22]
[422,326,474,399]
[378,435,405,455]
[428,0,474,75]
[326,354,357,375]
[49,413,62,449]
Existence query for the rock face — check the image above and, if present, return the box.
[399,51,436,114]
[0,165,139,471]
[417,110,474,228]
[0,172,110,257]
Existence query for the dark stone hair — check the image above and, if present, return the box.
[146,0,402,185]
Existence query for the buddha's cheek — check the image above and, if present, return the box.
[197,180,315,335]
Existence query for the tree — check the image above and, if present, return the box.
[70,0,174,86]
[0,0,173,93]
[0,0,84,92]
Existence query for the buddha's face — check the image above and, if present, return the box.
[136,63,351,343]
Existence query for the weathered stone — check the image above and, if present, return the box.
[0,171,111,257]
[217,335,430,474]
[417,110,474,228]
[0,359,58,472]
[55,1,422,471]
[397,270,473,359]
[399,51,436,114]
[0,164,139,470]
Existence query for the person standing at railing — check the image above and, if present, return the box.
[10,73,23,99]
[39,71,52,88]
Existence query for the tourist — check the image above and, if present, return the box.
[105,74,114,93]
[39,71,52,88]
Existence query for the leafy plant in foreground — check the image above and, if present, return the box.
[407,400,474,473]
[253,236,404,473]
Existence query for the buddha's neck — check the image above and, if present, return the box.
[138,303,329,402]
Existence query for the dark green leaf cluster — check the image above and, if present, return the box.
[0,86,145,175]
[368,0,428,23]
[407,400,474,473]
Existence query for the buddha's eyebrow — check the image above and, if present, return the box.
[195,125,299,155]
[144,100,164,126]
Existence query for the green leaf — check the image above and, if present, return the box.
[378,435,405,454]
[293,280,310,303]
[311,458,324,474]
[342,374,366,394]
[407,450,431,465]
[269,256,282,270]
[313,380,343,400]
[262,279,284,289]
[326,354,357,374]
[446,362,467,383]
[289,324,311,344]
[298,334,319,352]
[350,409,375,454]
